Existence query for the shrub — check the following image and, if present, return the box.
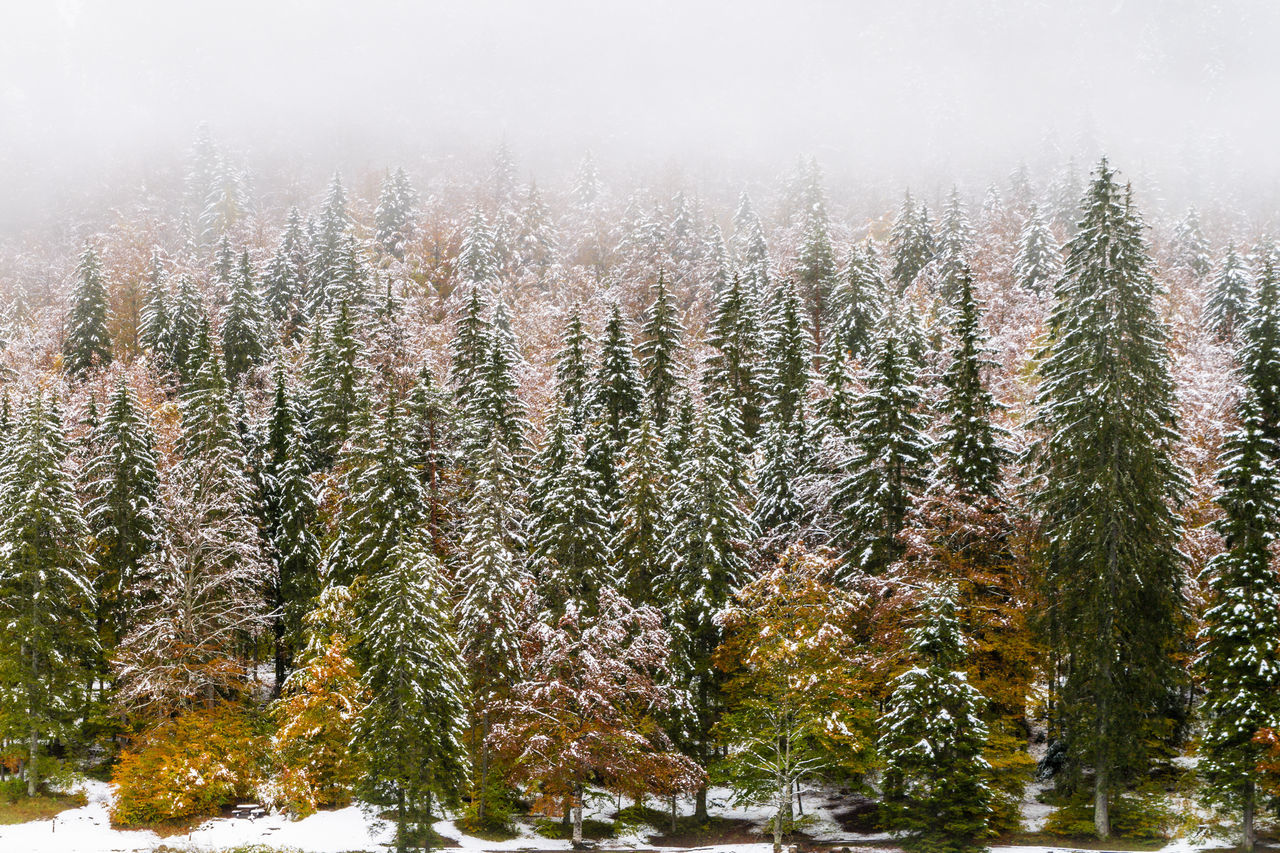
[111,703,267,826]
[1043,790,1173,839]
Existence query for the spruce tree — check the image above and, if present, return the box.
[890,192,935,291]
[64,245,113,378]
[937,188,975,303]
[374,167,418,259]
[1171,207,1212,280]
[82,377,161,681]
[1013,204,1063,296]
[406,364,458,557]
[938,265,1008,498]
[354,536,468,853]
[451,285,491,404]
[731,191,771,300]
[264,239,304,331]
[516,180,559,273]
[167,273,205,384]
[0,395,96,796]
[1240,245,1280,458]
[589,303,644,503]
[465,303,528,460]
[761,277,814,441]
[552,310,595,430]
[880,584,993,853]
[1199,389,1280,853]
[457,208,499,286]
[1204,244,1252,341]
[638,272,685,428]
[1030,160,1186,838]
[308,174,364,316]
[832,241,884,359]
[794,187,837,345]
[704,273,765,442]
[834,309,931,575]
[307,298,367,462]
[139,249,170,358]
[612,416,668,607]
[222,250,269,381]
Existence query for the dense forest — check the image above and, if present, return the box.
[0,129,1275,853]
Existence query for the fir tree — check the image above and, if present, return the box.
[139,249,170,357]
[1013,204,1062,296]
[64,245,113,378]
[406,364,458,557]
[465,303,528,460]
[761,277,814,441]
[1199,389,1280,853]
[890,192,935,291]
[265,239,304,331]
[832,241,884,359]
[1030,161,1186,838]
[1240,245,1280,462]
[552,310,595,429]
[1171,207,1212,280]
[938,265,1008,498]
[308,174,364,316]
[516,181,559,273]
[937,188,975,303]
[374,167,419,259]
[0,394,96,796]
[451,285,491,404]
[354,536,468,853]
[638,272,685,428]
[731,191,771,300]
[880,584,993,853]
[589,303,645,501]
[1204,244,1252,341]
[612,416,668,607]
[457,207,499,286]
[703,273,765,442]
[307,299,367,462]
[834,309,932,575]
[167,273,205,384]
[82,377,161,680]
[222,251,269,381]
[794,188,837,345]
[816,333,858,439]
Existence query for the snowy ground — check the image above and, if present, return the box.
[0,777,1235,853]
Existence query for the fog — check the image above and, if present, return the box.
[3,0,1279,226]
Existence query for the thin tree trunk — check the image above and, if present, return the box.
[1243,780,1256,853]
[397,788,407,853]
[670,794,677,834]
[27,724,38,797]
[477,710,490,825]
[572,785,584,847]
[1093,763,1109,840]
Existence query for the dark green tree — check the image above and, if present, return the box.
[64,245,113,378]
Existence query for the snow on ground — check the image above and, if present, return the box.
[0,777,1242,853]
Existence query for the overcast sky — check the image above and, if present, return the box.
[2,1,1278,221]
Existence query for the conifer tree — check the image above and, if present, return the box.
[732,191,771,300]
[516,180,559,274]
[167,273,205,383]
[0,395,96,796]
[1030,161,1186,838]
[451,285,491,404]
[64,245,113,378]
[139,249,170,358]
[638,272,685,428]
[1013,204,1062,296]
[307,298,367,462]
[817,333,858,439]
[834,310,931,575]
[832,242,884,359]
[761,277,814,441]
[612,416,668,607]
[406,364,458,557]
[552,310,595,429]
[465,303,528,460]
[1199,389,1280,853]
[222,251,269,381]
[1240,245,1280,461]
[1204,244,1252,341]
[938,266,1008,498]
[265,239,304,331]
[880,584,993,853]
[83,377,161,679]
[704,273,765,442]
[354,536,468,853]
[794,189,837,345]
[937,188,975,303]
[458,208,500,286]
[1171,207,1212,280]
[589,303,644,501]
[890,192,935,291]
[374,167,418,259]
[308,174,364,316]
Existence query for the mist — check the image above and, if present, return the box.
[3,0,1279,227]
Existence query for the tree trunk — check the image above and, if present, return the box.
[477,710,490,826]
[572,786,584,847]
[1093,764,1109,840]
[1243,780,1257,853]
[396,788,407,853]
[694,785,708,822]
[670,794,677,834]
[26,725,38,797]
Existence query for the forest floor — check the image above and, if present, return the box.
[0,777,1245,853]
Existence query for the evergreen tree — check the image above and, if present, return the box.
[307,299,367,462]
[167,273,205,383]
[1204,244,1252,341]
[1171,207,1212,280]
[638,272,685,428]
[880,584,993,853]
[64,245,113,378]
[817,333,858,439]
[515,180,559,274]
[82,377,161,682]
[1030,161,1186,838]
[832,241,884,359]
[1013,204,1062,296]
[406,364,458,557]
[374,167,419,259]
[1199,389,1280,853]
[308,174,364,316]
[704,273,765,442]
[265,239,304,331]
[465,303,528,460]
[139,249,170,357]
[761,277,814,441]
[890,192,935,291]
[589,303,644,501]
[222,251,269,381]
[938,265,1008,498]
[794,188,837,345]
[834,309,932,575]
[937,188,975,303]
[1240,245,1280,460]
[354,536,468,853]
[731,191,771,300]
[0,394,96,796]
[451,285,491,404]
[613,415,669,607]
[552,310,595,429]
[457,208,499,286]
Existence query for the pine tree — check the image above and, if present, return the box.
[308,174,364,316]
[516,180,559,273]
[451,285,491,403]
[167,273,205,383]
[82,377,161,680]
[638,272,685,428]
[1199,389,1280,853]
[1171,207,1212,280]
[834,310,931,575]
[1030,161,1186,838]
[406,364,458,557]
[0,394,96,796]
[552,310,595,429]
[1240,245,1280,461]
[831,241,884,359]
[660,406,756,816]
[530,428,612,617]
[1013,204,1062,296]
[589,303,644,502]
[704,273,765,442]
[222,251,269,381]
[139,249,170,358]
[354,535,468,853]
[938,265,1008,498]
[1204,244,1252,341]
[374,167,419,259]
[890,192,935,291]
[307,299,367,462]
[794,187,837,345]
[64,245,113,378]
[613,415,669,607]
[732,191,771,300]
[465,303,528,460]
[937,188,974,303]
[880,584,992,853]
[457,208,499,286]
